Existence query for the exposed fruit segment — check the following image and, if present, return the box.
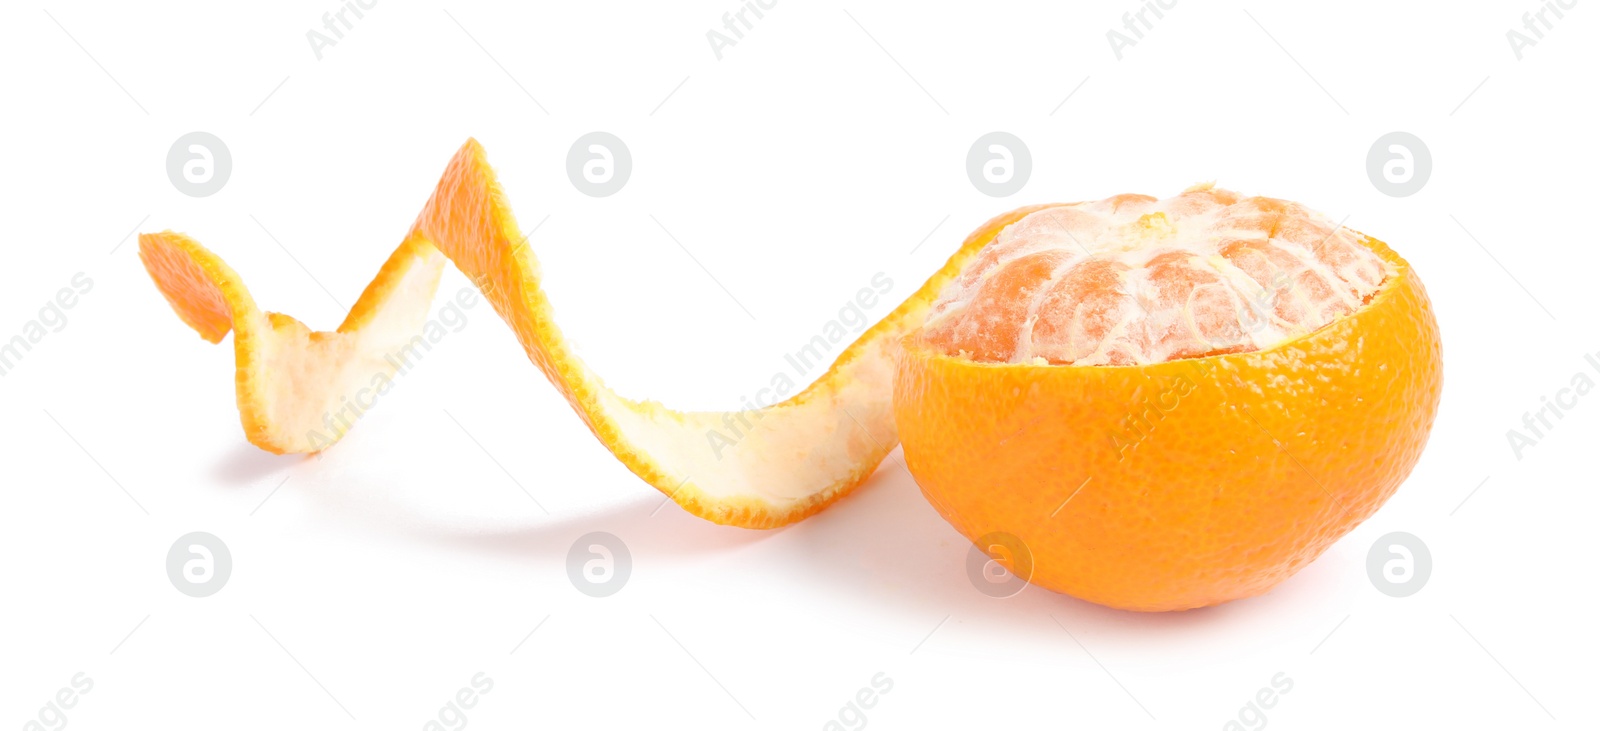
[921,185,1390,365]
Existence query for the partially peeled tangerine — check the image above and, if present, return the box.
[141,140,1441,610]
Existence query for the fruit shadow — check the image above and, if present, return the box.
[408,449,1347,653]
[778,455,1295,648]
[211,442,298,486]
[419,490,784,560]
[780,454,1356,655]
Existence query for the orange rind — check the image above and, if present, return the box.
[896,188,1441,610]
[140,139,1043,528]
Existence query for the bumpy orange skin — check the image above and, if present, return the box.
[893,209,1443,611]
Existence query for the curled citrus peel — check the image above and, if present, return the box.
[140,139,1045,528]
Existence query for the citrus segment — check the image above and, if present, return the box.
[920,185,1389,365]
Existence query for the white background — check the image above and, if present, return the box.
[1,1,1594,729]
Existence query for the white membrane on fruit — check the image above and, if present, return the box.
[921,185,1391,366]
